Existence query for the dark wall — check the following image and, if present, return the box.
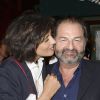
[40,0,100,16]
[0,0,39,40]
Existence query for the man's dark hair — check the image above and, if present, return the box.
[55,16,88,40]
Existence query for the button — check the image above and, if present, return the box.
[64,94,67,98]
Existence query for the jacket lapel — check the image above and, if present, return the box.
[42,62,49,82]
[42,61,53,82]
[22,61,52,96]
[22,62,37,95]
[77,60,95,100]
[22,61,51,94]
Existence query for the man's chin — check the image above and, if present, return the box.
[62,57,79,64]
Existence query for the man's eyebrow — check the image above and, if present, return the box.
[74,36,82,39]
[58,36,83,40]
[57,36,67,39]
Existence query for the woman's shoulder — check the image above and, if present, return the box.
[0,57,16,68]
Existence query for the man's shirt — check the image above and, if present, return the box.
[51,61,82,100]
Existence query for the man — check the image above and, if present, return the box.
[51,16,100,100]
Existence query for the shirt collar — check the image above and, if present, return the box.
[25,57,44,70]
[52,60,82,82]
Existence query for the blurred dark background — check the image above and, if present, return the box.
[0,0,100,60]
[40,0,100,17]
[0,0,100,41]
[0,0,39,40]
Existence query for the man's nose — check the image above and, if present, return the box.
[68,41,74,50]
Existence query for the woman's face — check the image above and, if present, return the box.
[36,31,56,57]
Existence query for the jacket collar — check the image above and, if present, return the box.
[77,59,96,100]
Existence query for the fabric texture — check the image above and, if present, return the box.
[50,59,100,100]
[0,57,51,100]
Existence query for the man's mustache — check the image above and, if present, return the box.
[62,48,77,54]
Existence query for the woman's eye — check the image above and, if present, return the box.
[44,38,49,42]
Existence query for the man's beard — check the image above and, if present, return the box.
[55,48,84,65]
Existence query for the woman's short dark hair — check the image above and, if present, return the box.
[4,13,55,62]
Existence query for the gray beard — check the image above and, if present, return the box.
[55,49,84,65]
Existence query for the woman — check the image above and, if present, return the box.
[0,12,60,100]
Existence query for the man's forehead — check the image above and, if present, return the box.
[57,21,82,28]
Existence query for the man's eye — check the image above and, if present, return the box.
[60,38,67,41]
[74,38,81,41]
[61,39,65,41]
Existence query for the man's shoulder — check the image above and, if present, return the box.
[83,59,100,66]
[82,59,100,72]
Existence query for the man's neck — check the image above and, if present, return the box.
[59,63,79,87]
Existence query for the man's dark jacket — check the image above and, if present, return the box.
[50,59,100,100]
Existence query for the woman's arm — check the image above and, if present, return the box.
[38,74,61,100]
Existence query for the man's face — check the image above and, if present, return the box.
[55,22,86,65]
